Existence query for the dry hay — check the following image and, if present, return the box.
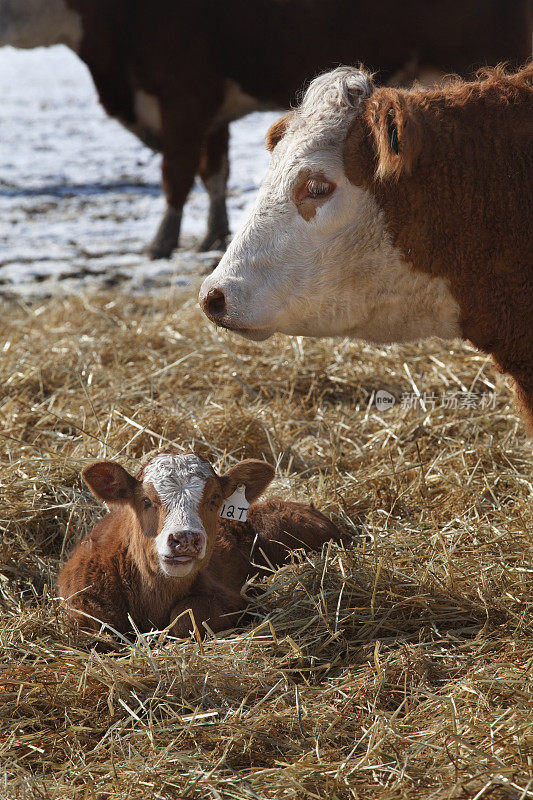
[0,285,531,800]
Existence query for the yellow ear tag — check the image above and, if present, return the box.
[220,484,249,521]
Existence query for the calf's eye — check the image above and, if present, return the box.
[143,497,152,509]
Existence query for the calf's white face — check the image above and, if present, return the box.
[82,453,275,580]
[142,453,213,577]
[200,67,460,345]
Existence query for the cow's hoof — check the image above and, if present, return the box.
[197,231,229,253]
[148,206,182,260]
[147,239,175,260]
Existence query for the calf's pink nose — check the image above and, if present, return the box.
[168,530,204,554]
[200,287,227,319]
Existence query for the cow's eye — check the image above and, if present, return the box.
[143,497,152,509]
[306,179,335,198]
[211,493,221,506]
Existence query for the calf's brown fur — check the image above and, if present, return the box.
[59,453,342,638]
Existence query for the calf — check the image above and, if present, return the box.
[1,0,530,258]
[59,451,341,637]
[200,64,533,431]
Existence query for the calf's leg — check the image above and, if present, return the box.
[170,589,247,638]
[60,589,129,636]
[247,500,343,571]
[198,123,231,252]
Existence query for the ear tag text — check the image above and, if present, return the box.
[220,483,249,522]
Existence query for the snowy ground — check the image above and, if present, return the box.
[0,46,279,298]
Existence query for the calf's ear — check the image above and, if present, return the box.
[82,461,137,504]
[266,112,293,151]
[365,88,422,180]
[220,459,275,503]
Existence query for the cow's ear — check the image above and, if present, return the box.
[366,88,422,180]
[82,461,138,504]
[220,460,275,503]
[266,112,293,151]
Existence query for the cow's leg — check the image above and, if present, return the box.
[147,117,205,260]
[148,206,184,260]
[197,123,231,252]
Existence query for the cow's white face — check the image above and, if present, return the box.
[200,67,461,345]
[0,0,82,50]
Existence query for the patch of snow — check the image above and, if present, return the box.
[0,45,279,297]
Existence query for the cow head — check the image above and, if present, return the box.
[200,66,460,345]
[0,0,82,50]
[82,452,274,579]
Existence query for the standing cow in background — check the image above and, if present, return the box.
[0,0,530,259]
[200,64,533,430]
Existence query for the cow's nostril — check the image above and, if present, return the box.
[204,288,226,318]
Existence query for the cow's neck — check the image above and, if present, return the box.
[367,85,533,427]
[340,234,462,345]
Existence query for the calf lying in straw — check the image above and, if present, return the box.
[59,450,341,637]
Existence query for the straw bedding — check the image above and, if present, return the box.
[0,285,531,799]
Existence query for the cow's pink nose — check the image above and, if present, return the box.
[201,287,226,319]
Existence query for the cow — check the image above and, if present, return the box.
[58,451,342,638]
[199,64,533,431]
[0,1,530,259]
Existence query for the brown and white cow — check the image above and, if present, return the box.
[200,65,533,430]
[58,451,342,637]
[1,0,530,258]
